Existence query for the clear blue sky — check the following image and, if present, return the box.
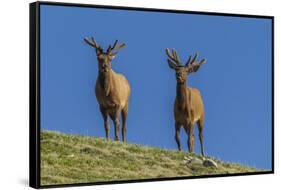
[40,5,272,169]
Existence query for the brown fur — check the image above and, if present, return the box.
[166,48,206,156]
[85,37,130,142]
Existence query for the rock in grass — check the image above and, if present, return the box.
[184,156,203,165]
[203,159,218,168]
[184,156,192,162]
[67,154,75,158]
[191,157,203,165]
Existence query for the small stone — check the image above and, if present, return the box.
[68,154,75,158]
[184,156,192,161]
[203,159,218,168]
[186,157,203,165]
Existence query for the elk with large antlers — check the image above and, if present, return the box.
[166,48,206,156]
[84,37,130,142]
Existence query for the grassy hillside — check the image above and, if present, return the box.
[41,130,260,186]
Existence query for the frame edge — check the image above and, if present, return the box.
[31,1,275,188]
[29,1,40,189]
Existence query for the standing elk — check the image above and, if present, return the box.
[165,48,206,156]
[84,37,130,142]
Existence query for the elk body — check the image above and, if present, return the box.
[166,48,206,156]
[84,37,130,142]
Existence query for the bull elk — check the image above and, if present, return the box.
[165,48,206,156]
[84,37,130,142]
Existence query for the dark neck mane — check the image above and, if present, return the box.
[176,81,191,113]
[98,70,111,96]
[176,81,187,102]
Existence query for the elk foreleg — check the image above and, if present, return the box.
[100,106,110,140]
[185,124,194,153]
[175,123,181,151]
[111,109,121,141]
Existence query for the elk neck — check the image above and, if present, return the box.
[98,69,112,96]
[176,81,192,116]
[176,81,189,105]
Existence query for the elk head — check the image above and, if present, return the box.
[165,48,206,84]
[84,37,126,74]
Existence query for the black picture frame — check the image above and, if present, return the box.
[29,1,274,189]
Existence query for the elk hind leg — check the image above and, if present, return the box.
[110,110,121,141]
[197,118,205,156]
[121,104,128,143]
[175,123,181,151]
[185,124,194,153]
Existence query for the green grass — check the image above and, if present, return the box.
[41,130,261,186]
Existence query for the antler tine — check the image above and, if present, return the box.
[106,45,112,53]
[91,37,99,48]
[165,48,180,65]
[172,49,181,65]
[107,40,118,53]
[165,48,173,60]
[198,58,206,65]
[107,40,125,54]
[190,52,198,65]
[84,37,100,49]
[84,37,95,48]
[185,55,192,66]
[114,42,126,51]
[112,40,118,50]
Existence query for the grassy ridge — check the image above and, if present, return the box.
[41,130,259,186]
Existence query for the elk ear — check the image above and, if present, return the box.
[186,59,206,73]
[167,59,178,70]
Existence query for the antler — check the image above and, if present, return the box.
[107,40,126,54]
[185,52,206,73]
[185,53,198,66]
[84,37,100,49]
[166,48,182,65]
